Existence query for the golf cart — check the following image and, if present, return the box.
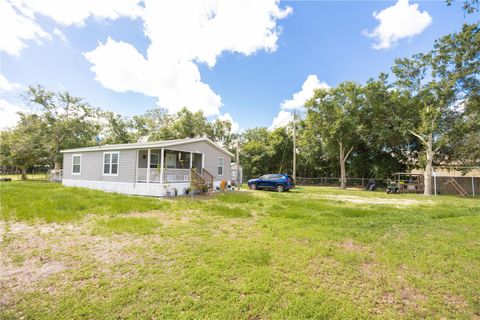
[386,173,424,194]
[386,181,401,194]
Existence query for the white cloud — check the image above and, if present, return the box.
[281,74,329,110]
[218,113,240,133]
[53,28,67,43]
[85,0,292,116]
[364,0,432,50]
[0,99,28,129]
[0,0,143,56]
[8,0,143,26]
[0,0,50,56]
[0,73,22,92]
[269,110,292,130]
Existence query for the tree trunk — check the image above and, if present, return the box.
[21,168,27,181]
[54,161,61,170]
[339,141,346,189]
[423,135,434,196]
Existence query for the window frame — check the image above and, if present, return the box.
[71,154,82,175]
[150,152,160,169]
[102,151,120,176]
[217,157,224,176]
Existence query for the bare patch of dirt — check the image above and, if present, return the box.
[360,262,378,279]
[0,219,163,306]
[124,210,196,226]
[1,257,67,306]
[379,288,428,314]
[322,195,430,206]
[443,294,469,313]
[340,238,367,252]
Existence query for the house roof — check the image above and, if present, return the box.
[60,137,233,157]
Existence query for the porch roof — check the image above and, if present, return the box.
[60,137,233,157]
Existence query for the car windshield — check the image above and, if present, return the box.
[260,175,270,179]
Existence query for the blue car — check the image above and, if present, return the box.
[248,174,295,192]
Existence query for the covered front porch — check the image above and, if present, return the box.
[135,148,204,184]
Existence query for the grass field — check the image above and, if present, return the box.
[1,181,479,319]
[0,173,50,181]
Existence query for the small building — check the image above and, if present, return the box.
[61,137,232,197]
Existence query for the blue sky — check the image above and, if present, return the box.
[0,0,474,130]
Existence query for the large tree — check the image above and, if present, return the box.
[8,114,50,179]
[392,23,479,195]
[305,82,364,189]
[27,86,101,168]
[102,112,135,145]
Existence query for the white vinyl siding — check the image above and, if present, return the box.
[103,152,119,176]
[72,154,81,175]
[217,157,224,176]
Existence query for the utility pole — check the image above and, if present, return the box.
[236,138,240,190]
[292,110,296,180]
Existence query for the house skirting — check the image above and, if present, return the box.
[62,179,191,197]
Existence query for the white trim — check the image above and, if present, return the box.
[71,154,82,175]
[160,148,164,184]
[102,151,120,176]
[134,149,138,185]
[147,149,151,184]
[62,179,191,197]
[217,157,224,176]
[60,137,234,158]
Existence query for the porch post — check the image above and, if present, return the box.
[147,149,151,184]
[160,148,164,184]
[189,152,193,169]
[134,149,138,185]
[201,153,205,174]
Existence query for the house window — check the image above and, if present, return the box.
[103,152,119,176]
[165,153,177,168]
[72,154,81,175]
[150,153,159,168]
[217,157,224,176]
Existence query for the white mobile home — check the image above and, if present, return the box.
[61,138,232,197]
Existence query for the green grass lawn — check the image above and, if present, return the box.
[1,173,50,181]
[1,181,479,319]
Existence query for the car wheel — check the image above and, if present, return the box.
[276,184,285,192]
[250,183,257,190]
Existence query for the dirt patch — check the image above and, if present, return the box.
[322,195,429,206]
[443,294,469,313]
[379,288,428,313]
[0,220,152,306]
[340,238,367,253]
[123,210,195,226]
[1,258,67,306]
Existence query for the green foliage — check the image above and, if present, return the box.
[0,182,167,222]
[1,184,480,319]
[27,86,102,167]
[240,126,294,178]
[445,0,479,13]
[94,217,162,235]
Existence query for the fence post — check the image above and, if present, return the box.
[472,177,475,197]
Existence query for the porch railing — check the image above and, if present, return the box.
[137,168,191,183]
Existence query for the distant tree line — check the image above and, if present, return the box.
[0,89,234,179]
[1,22,479,196]
[239,23,480,196]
